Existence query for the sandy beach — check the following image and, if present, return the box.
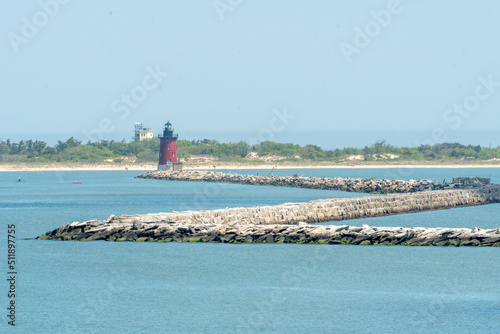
[1,162,500,172]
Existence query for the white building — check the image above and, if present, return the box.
[134,121,154,141]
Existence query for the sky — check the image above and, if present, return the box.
[1,0,499,149]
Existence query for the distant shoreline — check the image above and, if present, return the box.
[1,162,500,172]
[187,164,500,170]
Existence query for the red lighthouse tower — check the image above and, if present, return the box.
[158,121,179,170]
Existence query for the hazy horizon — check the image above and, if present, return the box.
[1,1,499,150]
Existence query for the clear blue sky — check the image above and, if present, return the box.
[1,0,499,149]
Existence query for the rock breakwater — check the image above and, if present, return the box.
[38,220,500,246]
[39,186,500,246]
[136,171,490,194]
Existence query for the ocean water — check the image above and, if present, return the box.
[1,169,499,333]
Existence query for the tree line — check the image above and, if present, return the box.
[0,137,499,163]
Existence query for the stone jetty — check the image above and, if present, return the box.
[136,170,491,194]
[38,185,500,246]
[38,221,500,246]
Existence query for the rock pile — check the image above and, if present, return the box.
[38,220,500,246]
[137,171,490,194]
[452,177,490,188]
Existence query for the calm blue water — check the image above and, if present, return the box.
[1,169,499,333]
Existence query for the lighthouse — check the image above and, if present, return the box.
[158,121,182,171]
